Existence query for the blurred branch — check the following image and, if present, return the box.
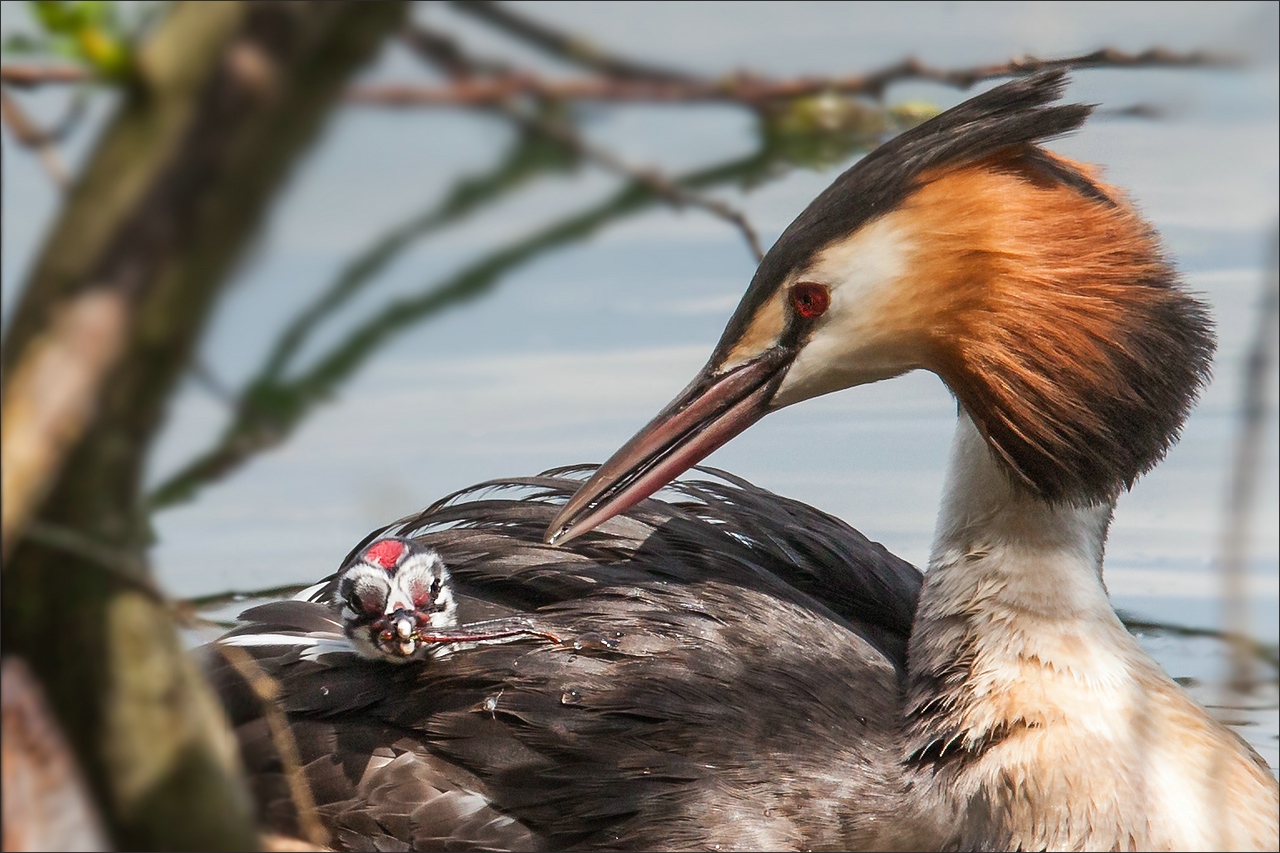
[0,85,88,142]
[521,111,764,259]
[148,142,788,510]
[0,88,69,187]
[23,518,154,584]
[154,12,867,512]
[1218,230,1280,693]
[190,357,237,406]
[148,125,579,509]
[216,645,328,850]
[0,63,92,85]
[4,45,1233,102]
[402,23,764,259]
[259,121,577,381]
[135,15,1209,521]
[449,0,696,82]
[0,2,408,849]
[2,658,111,852]
[1119,612,1279,674]
[344,46,1232,106]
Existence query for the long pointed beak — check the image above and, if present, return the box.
[544,347,793,545]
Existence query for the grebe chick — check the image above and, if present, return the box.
[338,537,561,662]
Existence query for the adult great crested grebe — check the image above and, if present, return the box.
[215,72,1279,851]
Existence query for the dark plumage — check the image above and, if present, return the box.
[210,467,923,851]
[212,72,1274,851]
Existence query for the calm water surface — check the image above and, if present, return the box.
[3,2,1277,770]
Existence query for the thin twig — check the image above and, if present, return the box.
[347,47,1231,107]
[18,519,213,637]
[401,24,763,260]
[216,644,330,850]
[1119,611,1279,674]
[1217,231,1280,694]
[22,519,154,582]
[4,46,1232,101]
[816,48,1235,99]
[189,358,238,407]
[512,109,763,260]
[148,144,781,510]
[0,64,93,86]
[450,0,696,82]
[400,23,510,78]
[0,88,68,188]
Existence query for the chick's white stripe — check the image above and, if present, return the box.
[296,580,330,601]
[219,633,358,661]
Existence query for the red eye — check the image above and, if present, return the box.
[790,282,830,319]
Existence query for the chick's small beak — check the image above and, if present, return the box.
[371,611,423,658]
[544,347,793,546]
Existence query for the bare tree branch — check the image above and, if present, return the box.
[1,4,408,848]
[4,46,1233,103]
[348,46,1233,106]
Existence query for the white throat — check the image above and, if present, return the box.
[904,412,1279,851]
[926,411,1117,625]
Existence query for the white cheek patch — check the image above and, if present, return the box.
[430,584,458,629]
[775,215,918,406]
[812,214,914,299]
[342,565,392,615]
[385,552,441,605]
[387,553,456,624]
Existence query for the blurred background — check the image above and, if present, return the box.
[2,3,1277,838]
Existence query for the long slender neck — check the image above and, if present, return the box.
[906,411,1129,763]
[925,410,1117,628]
[902,413,1279,852]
